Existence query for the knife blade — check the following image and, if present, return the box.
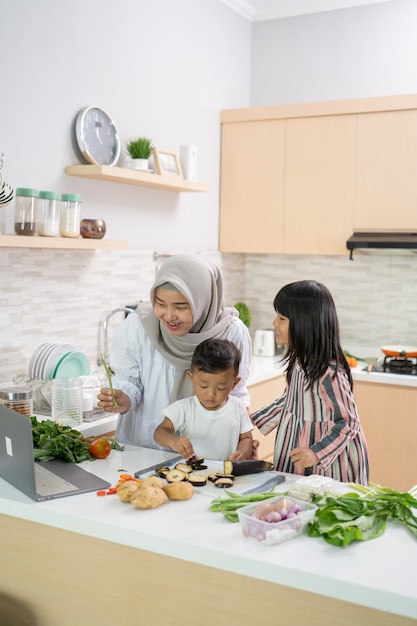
[241,473,285,495]
[134,455,183,479]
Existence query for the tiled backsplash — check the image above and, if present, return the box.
[1,247,416,382]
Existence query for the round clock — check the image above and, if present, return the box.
[74,106,121,166]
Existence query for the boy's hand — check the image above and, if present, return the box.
[170,436,194,460]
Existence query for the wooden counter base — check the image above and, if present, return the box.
[1,514,414,626]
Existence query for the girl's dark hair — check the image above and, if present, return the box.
[191,339,241,376]
[273,280,352,389]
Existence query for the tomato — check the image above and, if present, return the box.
[89,438,111,459]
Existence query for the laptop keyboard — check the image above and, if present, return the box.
[35,464,79,497]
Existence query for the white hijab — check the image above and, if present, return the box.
[137,254,238,401]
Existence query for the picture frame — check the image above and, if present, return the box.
[153,148,183,177]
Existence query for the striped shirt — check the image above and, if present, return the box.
[251,362,369,485]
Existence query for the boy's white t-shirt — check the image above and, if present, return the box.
[163,395,253,461]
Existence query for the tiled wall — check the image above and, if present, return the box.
[1,247,416,383]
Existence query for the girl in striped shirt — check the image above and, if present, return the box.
[251,280,369,485]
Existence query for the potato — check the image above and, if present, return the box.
[131,486,168,509]
[116,479,142,503]
[163,481,195,501]
[140,476,165,489]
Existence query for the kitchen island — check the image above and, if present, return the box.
[0,446,416,626]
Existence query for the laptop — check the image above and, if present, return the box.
[0,404,111,501]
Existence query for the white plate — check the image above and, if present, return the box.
[33,343,55,379]
[28,343,51,378]
[53,351,91,378]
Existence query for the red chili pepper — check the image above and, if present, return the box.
[96,490,107,497]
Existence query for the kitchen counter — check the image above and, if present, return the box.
[0,446,416,625]
[248,355,417,388]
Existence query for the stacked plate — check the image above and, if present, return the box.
[28,343,91,381]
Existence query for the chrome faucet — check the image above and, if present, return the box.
[99,306,135,366]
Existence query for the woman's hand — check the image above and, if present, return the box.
[97,387,131,414]
[289,447,318,469]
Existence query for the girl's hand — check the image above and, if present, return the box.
[97,387,131,414]
[228,450,246,461]
[289,447,318,469]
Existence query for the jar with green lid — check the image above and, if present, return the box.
[14,187,38,236]
[0,386,33,417]
[37,190,60,237]
[60,193,81,238]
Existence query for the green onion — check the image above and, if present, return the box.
[100,352,119,408]
[209,489,282,522]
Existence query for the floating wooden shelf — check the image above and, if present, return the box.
[65,164,209,192]
[0,235,127,250]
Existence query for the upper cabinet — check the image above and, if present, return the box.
[220,94,417,255]
[220,120,285,253]
[354,110,417,230]
[284,115,356,254]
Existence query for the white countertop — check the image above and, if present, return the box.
[248,355,417,388]
[0,446,416,620]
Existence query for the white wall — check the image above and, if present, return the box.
[251,0,417,104]
[0,0,251,250]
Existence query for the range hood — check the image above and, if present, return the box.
[346,231,417,259]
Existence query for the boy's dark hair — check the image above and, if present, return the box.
[191,339,241,376]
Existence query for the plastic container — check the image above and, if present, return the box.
[14,187,38,236]
[60,193,81,238]
[37,190,60,237]
[237,495,317,546]
[0,386,33,417]
[51,377,83,426]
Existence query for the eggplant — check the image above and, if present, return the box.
[214,477,234,488]
[175,463,193,474]
[223,459,273,476]
[165,469,188,483]
[188,474,207,486]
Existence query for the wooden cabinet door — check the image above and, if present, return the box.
[354,110,417,229]
[284,115,356,254]
[249,375,287,461]
[219,120,285,253]
[354,381,417,492]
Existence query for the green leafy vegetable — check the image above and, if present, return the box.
[100,352,119,408]
[308,482,417,547]
[30,417,124,463]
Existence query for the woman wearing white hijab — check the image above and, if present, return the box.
[98,254,252,448]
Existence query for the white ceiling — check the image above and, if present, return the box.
[219,0,393,21]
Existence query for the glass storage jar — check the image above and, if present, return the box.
[60,193,81,238]
[37,190,60,237]
[14,187,38,236]
[0,386,33,417]
[51,377,83,426]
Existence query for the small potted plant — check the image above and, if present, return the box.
[126,137,154,170]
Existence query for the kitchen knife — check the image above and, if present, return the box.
[134,455,183,479]
[241,473,285,495]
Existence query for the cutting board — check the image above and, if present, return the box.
[136,459,285,498]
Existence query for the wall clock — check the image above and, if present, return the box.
[74,106,121,166]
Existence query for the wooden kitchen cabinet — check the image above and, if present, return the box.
[354,380,417,492]
[248,375,286,461]
[220,93,417,255]
[219,120,285,253]
[284,115,356,254]
[354,110,417,230]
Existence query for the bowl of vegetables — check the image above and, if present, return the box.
[237,495,317,546]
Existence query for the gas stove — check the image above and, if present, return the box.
[364,356,417,376]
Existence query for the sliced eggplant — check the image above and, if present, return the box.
[165,469,188,483]
[187,474,207,487]
[214,477,234,489]
[156,467,170,478]
[223,459,273,476]
[188,455,205,468]
[208,473,220,483]
[175,463,193,474]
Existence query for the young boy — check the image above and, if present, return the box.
[154,338,253,461]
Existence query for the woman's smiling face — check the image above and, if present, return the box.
[153,287,193,336]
